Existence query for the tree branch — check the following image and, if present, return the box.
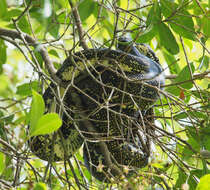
[68,0,89,50]
[0,27,61,84]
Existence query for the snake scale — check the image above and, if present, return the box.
[28,37,165,182]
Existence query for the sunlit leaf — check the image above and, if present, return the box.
[157,22,179,54]
[0,0,7,18]
[29,90,45,132]
[17,16,31,34]
[160,0,195,40]
[202,16,210,38]
[1,9,22,21]
[34,182,47,190]
[48,22,60,38]
[134,24,157,43]
[196,174,210,190]
[78,0,96,21]
[30,113,62,137]
[146,2,161,26]
[0,39,7,73]
[0,152,5,175]
[49,49,60,58]
[33,51,43,68]
[16,81,39,96]
[162,49,180,74]
[175,64,195,89]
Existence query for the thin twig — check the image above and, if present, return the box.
[68,0,88,50]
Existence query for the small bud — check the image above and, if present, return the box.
[182,183,189,190]
[200,150,210,159]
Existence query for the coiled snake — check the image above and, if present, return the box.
[28,37,164,181]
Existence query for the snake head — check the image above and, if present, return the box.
[117,36,165,88]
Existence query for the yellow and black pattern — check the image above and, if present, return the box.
[83,108,154,182]
[82,37,164,181]
[117,36,160,64]
[28,37,164,175]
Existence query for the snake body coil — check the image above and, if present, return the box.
[28,37,164,181]
[83,37,164,181]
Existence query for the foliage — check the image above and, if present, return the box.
[0,0,209,189]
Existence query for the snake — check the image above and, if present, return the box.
[28,36,165,179]
[82,37,164,181]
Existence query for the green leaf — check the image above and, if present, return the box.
[103,20,114,38]
[175,170,187,188]
[196,174,210,190]
[33,51,43,68]
[134,24,157,43]
[0,0,7,18]
[17,16,31,34]
[49,50,60,58]
[170,12,195,41]
[1,9,22,21]
[48,22,60,38]
[29,113,62,137]
[160,0,195,40]
[16,81,39,96]
[29,90,45,132]
[78,0,96,21]
[57,11,70,23]
[162,49,180,74]
[174,111,207,121]
[198,56,209,70]
[34,182,47,190]
[192,89,210,101]
[175,64,195,89]
[0,152,5,175]
[0,39,7,73]
[146,2,161,26]
[157,22,179,54]
[202,16,210,38]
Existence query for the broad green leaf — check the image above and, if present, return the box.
[175,64,195,89]
[2,9,22,21]
[33,51,43,68]
[49,50,60,58]
[192,89,210,101]
[29,90,45,131]
[202,16,210,38]
[0,39,7,73]
[166,86,180,96]
[198,56,209,70]
[196,174,210,190]
[174,112,188,120]
[163,49,180,74]
[157,22,179,54]
[160,0,195,40]
[16,81,39,96]
[134,24,157,43]
[29,7,45,24]
[0,0,7,18]
[30,113,62,137]
[174,111,207,121]
[93,3,108,19]
[102,20,114,38]
[17,16,31,34]
[34,182,47,190]
[57,11,70,23]
[48,22,60,38]
[175,170,187,189]
[146,2,161,26]
[3,114,14,124]
[202,135,210,151]
[0,152,5,174]
[78,0,96,21]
